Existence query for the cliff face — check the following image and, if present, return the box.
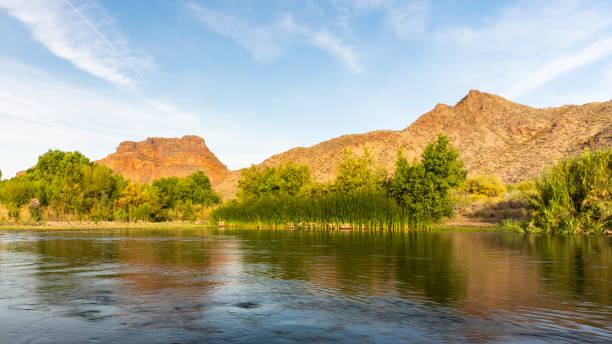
[97,135,229,185]
[215,90,612,198]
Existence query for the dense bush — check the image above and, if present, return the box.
[333,147,387,193]
[237,162,312,199]
[527,149,612,234]
[462,175,506,197]
[387,135,466,226]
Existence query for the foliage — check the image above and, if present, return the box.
[237,162,313,199]
[217,136,466,229]
[153,171,220,208]
[0,150,219,223]
[387,135,467,226]
[213,191,409,229]
[333,147,387,193]
[512,180,536,196]
[462,175,506,197]
[527,149,612,234]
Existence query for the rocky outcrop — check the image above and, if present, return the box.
[97,135,229,185]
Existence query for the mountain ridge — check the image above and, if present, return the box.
[96,90,612,199]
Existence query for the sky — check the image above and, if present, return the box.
[1,0,612,179]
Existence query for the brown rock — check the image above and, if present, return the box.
[97,135,229,185]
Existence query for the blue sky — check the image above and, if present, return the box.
[1,0,612,178]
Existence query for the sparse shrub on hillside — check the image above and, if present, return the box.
[462,175,506,197]
[512,180,536,196]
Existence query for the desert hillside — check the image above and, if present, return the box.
[98,90,612,199]
[215,90,612,198]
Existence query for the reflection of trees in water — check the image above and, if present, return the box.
[473,234,612,307]
[16,230,240,327]
[10,235,123,320]
[234,230,466,305]
[454,232,612,341]
[113,230,240,330]
[6,229,610,340]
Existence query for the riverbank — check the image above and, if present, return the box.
[0,215,498,231]
[0,221,212,231]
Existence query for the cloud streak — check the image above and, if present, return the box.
[504,37,612,98]
[187,3,282,61]
[279,14,361,72]
[187,2,361,72]
[330,0,429,40]
[0,0,151,88]
[434,0,612,99]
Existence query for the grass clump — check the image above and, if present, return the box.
[212,191,410,229]
[526,149,612,234]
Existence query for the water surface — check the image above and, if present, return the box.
[0,229,610,343]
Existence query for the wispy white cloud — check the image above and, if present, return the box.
[279,14,361,72]
[186,3,282,61]
[0,0,152,88]
[330,0,429,40]
[187,2,361,72]
[434,0,612,99]
[439,0,610,55]
[385,1,428,40]
[504,37,612,98]
[0,57,290,177]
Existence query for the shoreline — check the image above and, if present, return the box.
[0,216,498,231]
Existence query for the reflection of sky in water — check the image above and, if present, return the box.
[0,230,610,343]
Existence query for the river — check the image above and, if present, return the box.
[0,229,610,343]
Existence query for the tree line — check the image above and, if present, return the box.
[0,150,220,223]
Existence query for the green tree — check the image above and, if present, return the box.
[184,171,221,205]
[152,176,184,209]
[114,183,152,221]
[237,162,313,199]
[76,164,126,217]
[388,135,466,225]
[333,146,386,193]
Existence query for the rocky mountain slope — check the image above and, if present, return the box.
[97,135,229,185]
[97,90,612,199]
[214,90,612,198]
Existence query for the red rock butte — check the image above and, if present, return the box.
[97,135,229,185]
